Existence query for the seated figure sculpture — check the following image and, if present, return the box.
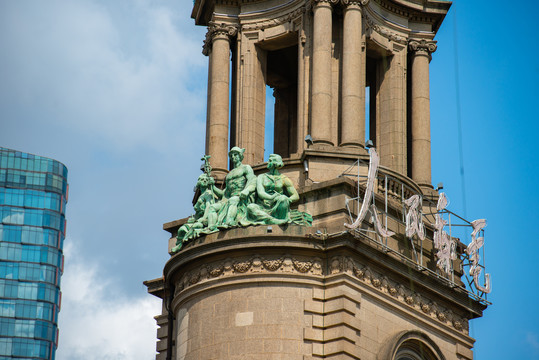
[247,154,300,225]
[208,147,256,228]
[171,149,312,254]
[170,172,217,253]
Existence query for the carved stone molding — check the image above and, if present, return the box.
[374,0,409,17]
[408,39,437,54]
[242,7,305,31]
[330,255,470,335]
[214,0,239,5]
[372,0,439,26]
[342,0,369,6]
[364,15,407,45]
[172,251,469,335]
[209,22,238,37]
[174,254,323,294]
[312,0,340,7]
[202,23,238,55]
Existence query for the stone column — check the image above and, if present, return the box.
[340,0,367,148]
[236,33,266,166]
[203,24,236,178]
[296,29,308,155]
[409,39,436,187]
[311,0,334,145]
[377,48,407,175]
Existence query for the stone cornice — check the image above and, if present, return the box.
[364,14,408,45]
[202,22,238,55]
[374,0,410,18]
[242,6,305,31]
[409,39,437,54]
[214,0,238,5]
[409,13,437,25]
[171,251,471,336]
[372,0,446,22]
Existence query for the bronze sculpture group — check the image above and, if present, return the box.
[171,147,312,253]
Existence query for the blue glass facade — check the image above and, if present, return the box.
[0,148,68,360]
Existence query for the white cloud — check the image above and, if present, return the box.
[56,240,162,360]
[1,3,203,355]
[1,0,207,153]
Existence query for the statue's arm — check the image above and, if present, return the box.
[212,184,224,198]
[193,196,205,215]
[256,174,273,201]
[242,166,257,196]
[284,176,300,203]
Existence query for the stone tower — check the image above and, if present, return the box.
[145,0,490,359]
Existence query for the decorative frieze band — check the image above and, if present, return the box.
[330,255,469,334]
[174,254,323,294]
[342,0,369,6]
[364,15,407,45]
[312,0,368,6]
[312,0,340,6]
[374,0,409,17]
[242,7,305,31]
[224,0,369,34]
[172,253,469,335]
[408,39,437,54]
[202,22,238,55]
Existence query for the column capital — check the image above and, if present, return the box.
[202,23,238,56]
[408,39,437,55]
[312,0,339,8]
[342,0,369,7]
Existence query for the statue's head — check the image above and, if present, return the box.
[196,173,215,189]
[228,147,245,162]
[267,154,284,170]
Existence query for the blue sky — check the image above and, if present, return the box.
[1,0,538,359]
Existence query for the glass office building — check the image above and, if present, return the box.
[0,148,68,360]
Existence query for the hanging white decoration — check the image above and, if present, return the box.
[344,148,394,238]
[466,219,491,294]
[404,194,425,240]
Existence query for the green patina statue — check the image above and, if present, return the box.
[170,170,218,253]
[171,149,312,254]
[208,147,256,228]
[246,154,307,225]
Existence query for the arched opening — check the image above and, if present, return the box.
[378,330,446,360]
[394,339,440,360]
